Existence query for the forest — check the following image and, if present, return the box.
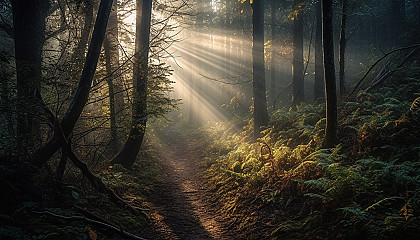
[0,0,419,239]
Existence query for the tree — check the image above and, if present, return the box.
[270,0,277,107]
[322,0,337,147]
[111,0,152,169]
[314,0,324,102]
[292,0,304,105]
[338,0,348,96]
[252,0,269,139]
[70,0,93,75]
[32,0,114,167]
[104,0,124,153]
[12,0,50,153]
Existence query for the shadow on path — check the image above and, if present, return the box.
[148,130,233,240]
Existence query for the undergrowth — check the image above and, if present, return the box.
[0,140,159,239]
[189,67,420,240]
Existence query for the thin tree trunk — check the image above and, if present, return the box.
[292,0,304,106]
[339,0,347,96]
[270,0,276,107]
[322,0,337,147]
[12,0,50,153]
[252,0,269,139]
[32,0,114,167]
[111,0,152,169]
[104,39,118,153]
[70,0,93,75]
[314,0,324,102]
[104,0,122,153]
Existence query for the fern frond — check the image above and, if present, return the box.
[364,196,404,212]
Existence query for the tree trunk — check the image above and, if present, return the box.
[270,0,276,107]
[252,0,269,139]
[32,0,114,167]
[292,0,304,106]
[338,0,347,96]
[314,0,324,102]
[12,0,50,153]
[111,0,152,169]
[103,0,123,153]
[322,0,337,147]
[70,0,93,75]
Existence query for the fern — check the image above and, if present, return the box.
[303,178,329,191]
[364,196,404,213]
[304,193,329,201]
[339,204,370,221]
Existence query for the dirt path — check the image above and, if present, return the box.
[148,130,234,240]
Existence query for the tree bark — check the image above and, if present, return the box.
[270,0,276,107]
[292,0,304,106]
[252,0,269,139]
[32,0,114,167]
[12,0,50,153]
[338,0,347,96]
[111,0,152,169]
[103,0,123,153]
[70,0,93,75]
[322,0,337,147]
[314,0,324,102]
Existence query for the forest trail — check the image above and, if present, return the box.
[148,130,234,240]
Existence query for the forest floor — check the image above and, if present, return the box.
[147,130,235,240]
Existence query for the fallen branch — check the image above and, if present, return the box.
[54,120,140,215]
[273,82,292,110]
[349,44,420,97]
[363,47,419,94]
[33,211,148,240]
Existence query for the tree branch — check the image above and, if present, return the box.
[349,44,420,97]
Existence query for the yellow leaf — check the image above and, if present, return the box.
[88,227,97,240]
[400,204,414,220]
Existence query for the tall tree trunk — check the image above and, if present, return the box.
[314,0,324,102]
[70,0,93,75]
[111,0,152,169]
[292,0,304,106]
[270,0,276,107]
[338,0,347,96]
[322,0,337,147]
[32,0,114,167]
[252,0,269,139]
[103,0,123,153]
[12,0,50,154]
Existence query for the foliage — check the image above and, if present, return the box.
[0,140,159,239]
[189,68,420,239]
